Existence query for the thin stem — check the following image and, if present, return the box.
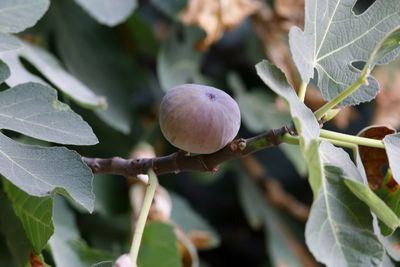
[282,133,358,149]
[298,81,308,102]
[130,169,158,266]
[314,70,369,120]
[320,129,385,149]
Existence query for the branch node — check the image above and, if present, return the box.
[238,139,247,150]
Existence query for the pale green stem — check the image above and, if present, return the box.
[282,133,358,149]
[314,68,370,120]
[130,169,158,266]
[298,81,308,102]
[320,129,384,149]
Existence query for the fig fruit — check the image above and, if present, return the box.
[159,84,241,154]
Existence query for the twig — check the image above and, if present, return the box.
[82,125,294,177]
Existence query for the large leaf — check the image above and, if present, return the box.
[51,0,134,133]
[138,222,182,267]
[306,141,385,267]
[289,0,400,106]
[0,133,94,212]
[3,179,53,253]
[0,0,49,33]
[1,41,106,108]
[0,82,98,145]
[0,191,32,267]
[74,0,137,26]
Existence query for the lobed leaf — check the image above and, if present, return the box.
[0,82,98,145]
[74,0,137,26]
[1,41,107,108]
[3,179,53,253]
[289,0,400,106]
[0,133,94,212]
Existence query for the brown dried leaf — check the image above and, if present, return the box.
[358,126,396,190]
[180,0,261,51]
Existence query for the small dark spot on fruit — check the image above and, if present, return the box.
[206,92,216,101]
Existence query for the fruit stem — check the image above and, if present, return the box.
[282,131,382,150]
[297,81,307,102]
[314,67,370,120]
[319,129,384,149]
[130,169,158,266]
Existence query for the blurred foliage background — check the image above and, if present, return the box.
[2,0,397,266]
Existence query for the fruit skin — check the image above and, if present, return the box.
[159,83,241,154]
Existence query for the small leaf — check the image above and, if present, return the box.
[0,82,98,145]
[289,0,400,106]
[0,0,49,33]
[0,133,94,212]
[138,222,182,267]
[1,41,107,108]
[3,179,53,253]
[0,190,32,267]
[74,0,137,26]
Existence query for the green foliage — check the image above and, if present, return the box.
[0,0,49,52]
[0,0,399,266]
[289,0,400,106]
[1,41,106,108]
[74,0,137,26]
[3,179,53,253]
[138,222,182,267]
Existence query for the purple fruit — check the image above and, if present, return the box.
[159,84,241,154]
